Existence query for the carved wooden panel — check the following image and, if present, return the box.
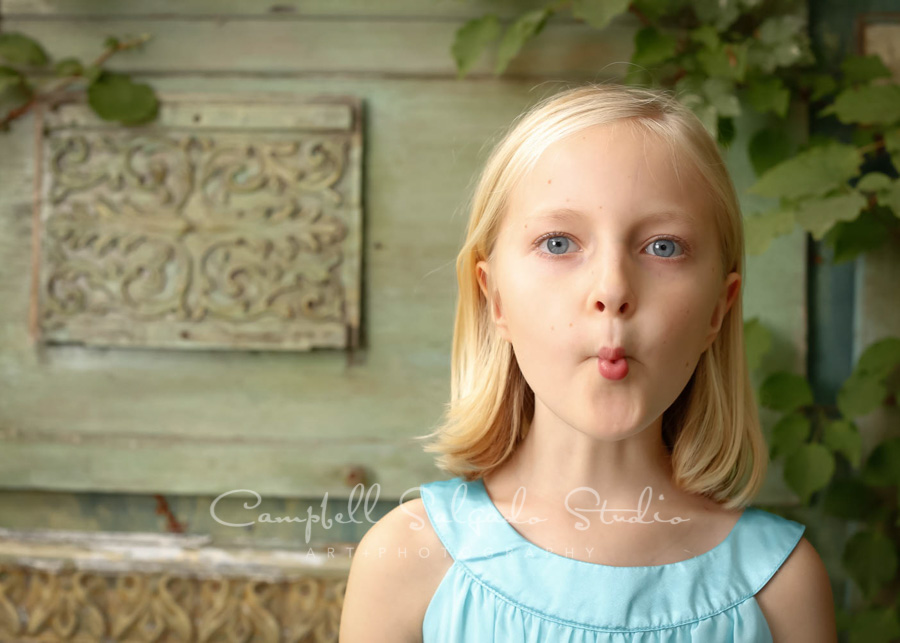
[0,528,350,642]
[32,94,363,352]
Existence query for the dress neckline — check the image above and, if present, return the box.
[473,476,748,570]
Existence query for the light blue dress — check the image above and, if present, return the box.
[418,475,805,642]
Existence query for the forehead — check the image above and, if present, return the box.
[507,123,710,225]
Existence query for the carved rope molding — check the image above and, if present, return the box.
[0,528,352,642]
[31,93,364,352]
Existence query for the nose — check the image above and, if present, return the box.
[587,250,635,317]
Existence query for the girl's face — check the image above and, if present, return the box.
[476,122,741,439]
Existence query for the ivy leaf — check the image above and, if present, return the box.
[54,57,84,77]
[87,71,159,125]
[0,32,49,66]
[837,371,888,419]
[743,317,773,372]
[824,207,892,264]
[822,419,862,467]
[749,15,810,72]
[862,437,900,487]
[856,337,900,380]
[689,25,719,50]
[784,443,835,504]
[748,142,861,200]
[632,27,679,68]
[631,0,672,22]
[702,77,740,118]
[745,77,790,118]
[759,372,814,412]
[769,412,811,460]
[883,128,900,159]
[823,477,883,521]
[0,65,25,94]
[452,15,501,79]
[744,206,795,256]
[820,84,900,126]
[495,9,551,76]
[882,179,900,218]
[794,190,867,241]
[856,172,893,192]
[800,72,838,101]
[571,0,630,30]
[692,0,741,31]
[747,125,794,176]
[841,54,894,85]
[842,529,898,600]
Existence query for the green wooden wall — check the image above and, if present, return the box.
[0,1,809,551]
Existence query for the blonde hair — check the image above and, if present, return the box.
[413,81,767,510]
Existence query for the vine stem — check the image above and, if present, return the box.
[0,33,152,129]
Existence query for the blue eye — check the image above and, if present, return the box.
[533,233,689,260]
[645,237,685,258]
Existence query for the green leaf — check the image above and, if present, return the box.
[452,15,501,79]
[744,206,795,256]
[784,443,835,504]
[824,207,891,264]
[632,27,679,68]
[821,84,900,126]
[801,72,838,101]
[759,372,814,412]
[862,437,900,487]
[0,65,25,94]
[103,36,121,50]
[882,179,900,218]
[745,77,790,118]
[748,142,861,200]
[631,0,673,22]
[823,477,883,520]
[769,412,811,460]
[87,72,159,125]
[856,337,900,380]
[856,172,893,192]
[692,0,741,31]
[845,606,900,643]
[571,0,630,30]
[753,15,811,71]
[689,25,719,51]
[822,419,862,467]
[53,57,84,77]
[0,32,49,66]
[884,128,900,158]
[841,54,894,85]
[743,317,772,372]
[837,371,888,418]
[702,77,740,118]
[747,125,794,176]
[83,65,102,84]
[794,190,867,241]
[495,9,551,76]
[696,42,747,82]
[842,529,898,600]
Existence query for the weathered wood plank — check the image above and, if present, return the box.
[3,0,565,19]
[0,16,637,78]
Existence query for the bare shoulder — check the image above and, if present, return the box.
[755,537,838,643]
[339,497,454,643]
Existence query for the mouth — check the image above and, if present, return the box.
[597,355,629,380]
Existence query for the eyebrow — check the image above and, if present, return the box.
[527,207,700,229]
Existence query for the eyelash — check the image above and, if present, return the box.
[532,231,691,261]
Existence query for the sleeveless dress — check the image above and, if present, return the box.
[418,475,806,642]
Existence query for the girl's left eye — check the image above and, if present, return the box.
[532,233,688,260]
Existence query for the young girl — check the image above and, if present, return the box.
[339,82,837,642]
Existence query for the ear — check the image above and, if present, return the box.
[475,259,510,343]
[704,271,741,351]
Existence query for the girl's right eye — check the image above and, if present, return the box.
[533,232,579,259]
